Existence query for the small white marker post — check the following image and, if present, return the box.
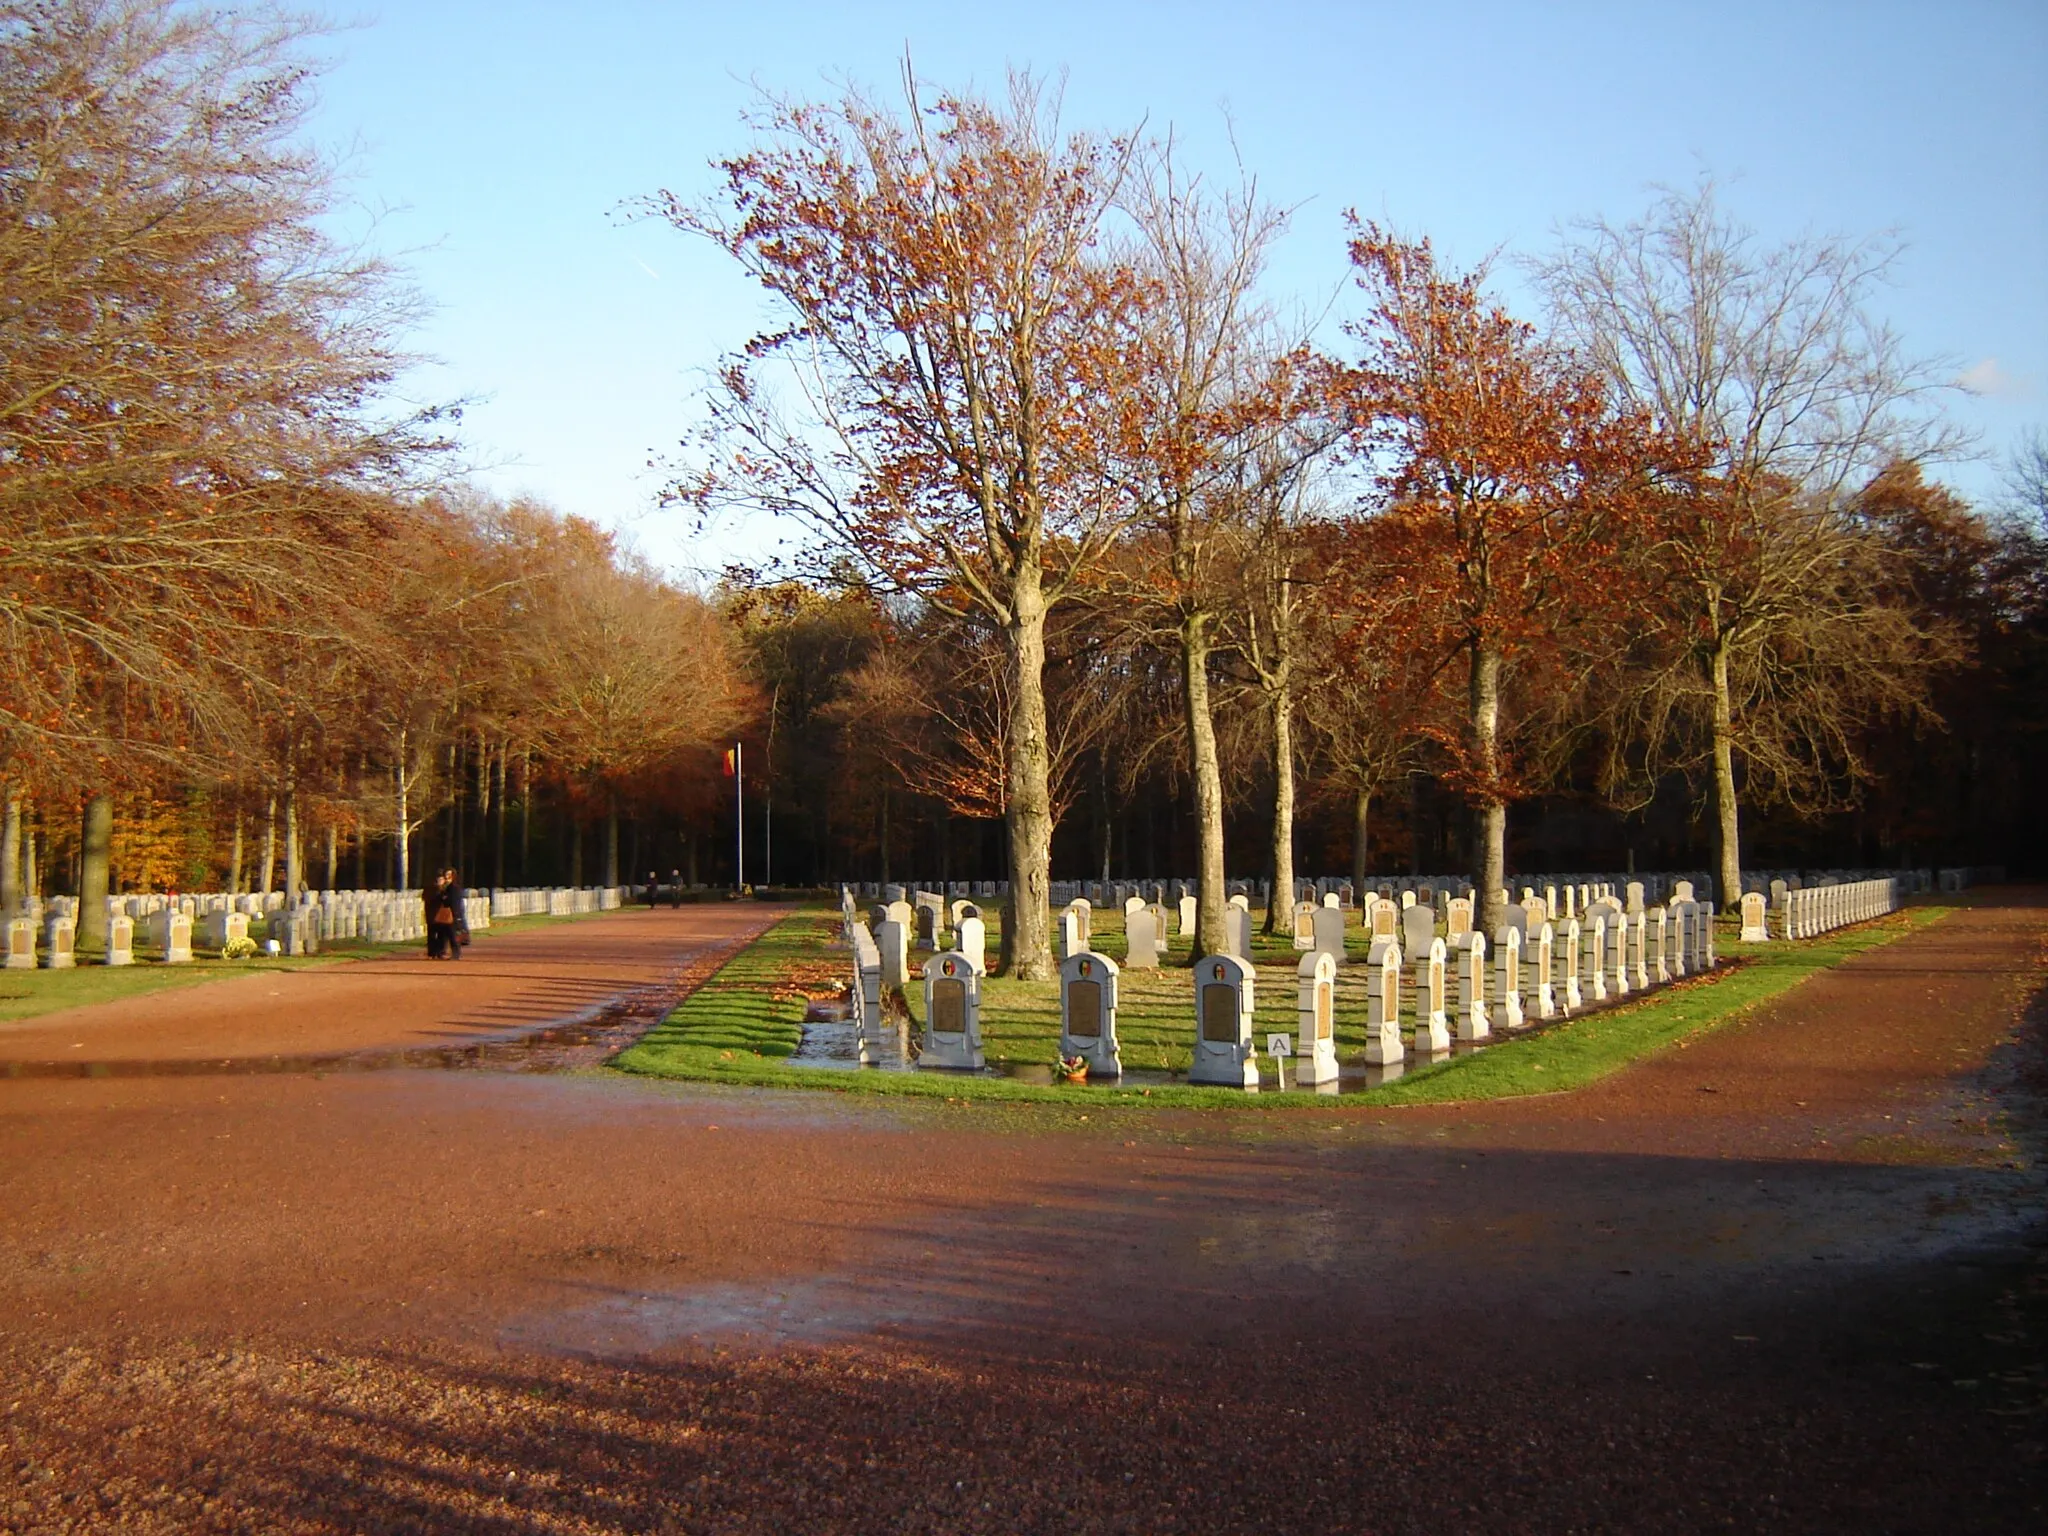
[1266,1033,1291,1092]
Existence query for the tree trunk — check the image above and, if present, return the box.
[570,821,583,888]
[1350,784,1371,896]
[604,798,620,889]
[282,787,301,907]
[492,747,507,890]
[1263,678,1296,935]
[260,795,277,899]
[22,808,36,901]
[1181,609,1229,959]
[1001,572,1055,980]
[1469,643,1507,937]
[1711,639,1741,913]
[324,823,337,892]
[517,748,531,885]
[228,811,244,894]
[0,787,20,914]
[394,741,411,892]
[77,794,113,950]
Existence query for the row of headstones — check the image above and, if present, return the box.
[0,887,529,968]
[1764,878,1901,940]
[1936,866,2004,893]
[1741,868,1934,899]
[839,887,1716,1084]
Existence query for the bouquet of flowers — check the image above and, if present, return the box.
[1057,1053,1089,1083]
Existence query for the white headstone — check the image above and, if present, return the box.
[1124,908,1159,970]
[5,917,35,970]
[1415,938,1450,1055]
[918,950,984,1071]
[1493,925,1523,1030]
[1740,891,1768,943]
[1311,904,1347,966]
[1190,953,1258,1088]
[1295,949,1339,1086]
[105,913,134,967]
[1060,951,1121,1077]
[42,916,75,969]
[1456,931,1490,1042]
[1224,904,1252,961]
[956,914,987,975]
[877,918,909,988]
[1364,938,1403,1066]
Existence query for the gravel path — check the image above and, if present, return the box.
[1,895,2042,1532]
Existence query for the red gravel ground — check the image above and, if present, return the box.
[1,894,2044,1533]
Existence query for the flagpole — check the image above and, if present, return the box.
[734,741,744,893]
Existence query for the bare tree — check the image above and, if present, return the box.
[1535,182,1963,906]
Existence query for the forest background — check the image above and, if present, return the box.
[2,1,2042,975]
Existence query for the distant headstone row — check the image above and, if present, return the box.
[1,883,627,968]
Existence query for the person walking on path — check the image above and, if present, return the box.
[424,871,466,960]
[645,871,660,908]
[422,873,452,960]
[669,869,684,909]
[443,870,469,958]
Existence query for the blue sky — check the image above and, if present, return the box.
[311,0,2047,575]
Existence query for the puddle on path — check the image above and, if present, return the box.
[500,1273,940,1360]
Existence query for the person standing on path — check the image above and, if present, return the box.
[669,869,683,909]
[645,871,660,907]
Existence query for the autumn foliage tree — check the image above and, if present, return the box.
[654,69,1144,977]
[1337,225,1660,935]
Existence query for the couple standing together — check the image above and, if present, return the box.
[423,869,468,960]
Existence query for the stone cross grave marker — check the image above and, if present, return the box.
[1060,951,1121,1078]
[1190,953,1258,1088]
[918,951,984,1071]
[1295,950,1339,1086]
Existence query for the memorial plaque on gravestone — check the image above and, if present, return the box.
[918,951,984,1070]
[1415,938,1450,1055]
[5,917,34,970]
[1060,952,1122,1077]
[1190,954,1258,1088]
[1740,891,1769,942]
[1292,900,1318,951]
[1364,939,1403,1066]
[1295,950,1340,1086]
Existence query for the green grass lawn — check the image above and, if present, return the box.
[0,907,609,1029]
[612,899,1954,1109]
